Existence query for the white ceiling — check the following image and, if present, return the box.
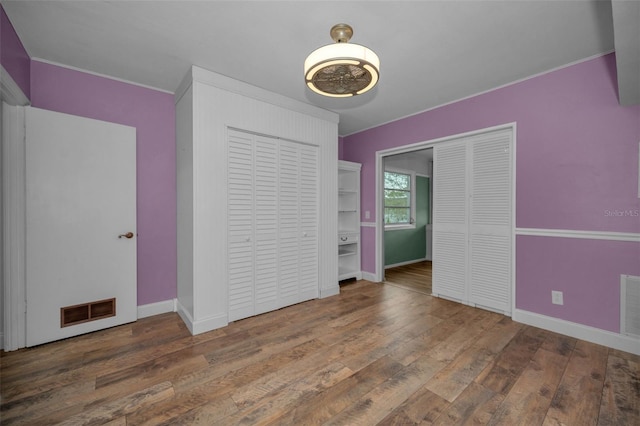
[2,1,637,136]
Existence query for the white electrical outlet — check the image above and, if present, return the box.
[365,210,370,219]
[552,290,564,305]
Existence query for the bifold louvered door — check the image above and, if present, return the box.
[433,128,512,314]
[278,141,319,307]
[469,131,512,313]
[432,141,468,302]
[227,129,319,322]
[228,131,260,321]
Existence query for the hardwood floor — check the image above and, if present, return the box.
[1,280,638,425]
[384,260,432,294]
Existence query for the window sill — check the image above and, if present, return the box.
[384,224,416,231]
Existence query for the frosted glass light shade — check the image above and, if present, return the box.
[304,42,380,97]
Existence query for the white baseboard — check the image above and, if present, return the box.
[385,257,428,269]
[362,271,380,282]
[320,285,340,298]
[513,309,640,356]
[137,299,177,319]
[175,300,195,334]
[191,313,228,335]
[175,299,228,335]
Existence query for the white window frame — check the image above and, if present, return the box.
[384,168,416,230]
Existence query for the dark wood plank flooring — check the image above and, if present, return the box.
[1,280,638,425]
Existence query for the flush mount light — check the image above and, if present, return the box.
[304,24,380,97]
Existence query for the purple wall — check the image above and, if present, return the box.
[517,236,639,332]
[343,53,640,333]
[30,61,177,306]
[1,4,30,99]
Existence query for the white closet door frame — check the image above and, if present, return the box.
[374,123,516,315]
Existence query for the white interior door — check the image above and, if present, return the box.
[25,107,137,347]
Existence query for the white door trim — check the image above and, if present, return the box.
[2,104,27,351]
[374,123,517,312]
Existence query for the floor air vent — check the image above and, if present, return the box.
[61,298,116,328]
[621,275,640,338]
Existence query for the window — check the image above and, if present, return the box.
[384,170,415,229]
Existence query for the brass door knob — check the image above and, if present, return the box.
[118,232,134,239]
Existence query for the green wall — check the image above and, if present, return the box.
[384,176,430,266]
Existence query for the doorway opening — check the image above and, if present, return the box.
[380,148,433,294]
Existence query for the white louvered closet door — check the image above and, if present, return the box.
[228,130,319,322]
[228,131,256,321]
[278,141,303,306]
[253,136,279,315]
[469,130,512,314]
[432,140,468,302]
[298,145,319,300]
[278,141,319,306]
[432,128,513,314]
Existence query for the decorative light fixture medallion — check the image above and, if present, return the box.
[304,24,380,97]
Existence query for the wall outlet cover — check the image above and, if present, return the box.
[552,290,564,305]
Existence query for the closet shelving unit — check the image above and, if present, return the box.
[338,160,362,281]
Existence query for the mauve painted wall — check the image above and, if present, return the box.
[517,236,639,332]
[343,53,640,332]
[30,60,177,306]
[1,5,30,99]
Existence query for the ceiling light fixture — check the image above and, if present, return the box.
[304,24,380,98]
